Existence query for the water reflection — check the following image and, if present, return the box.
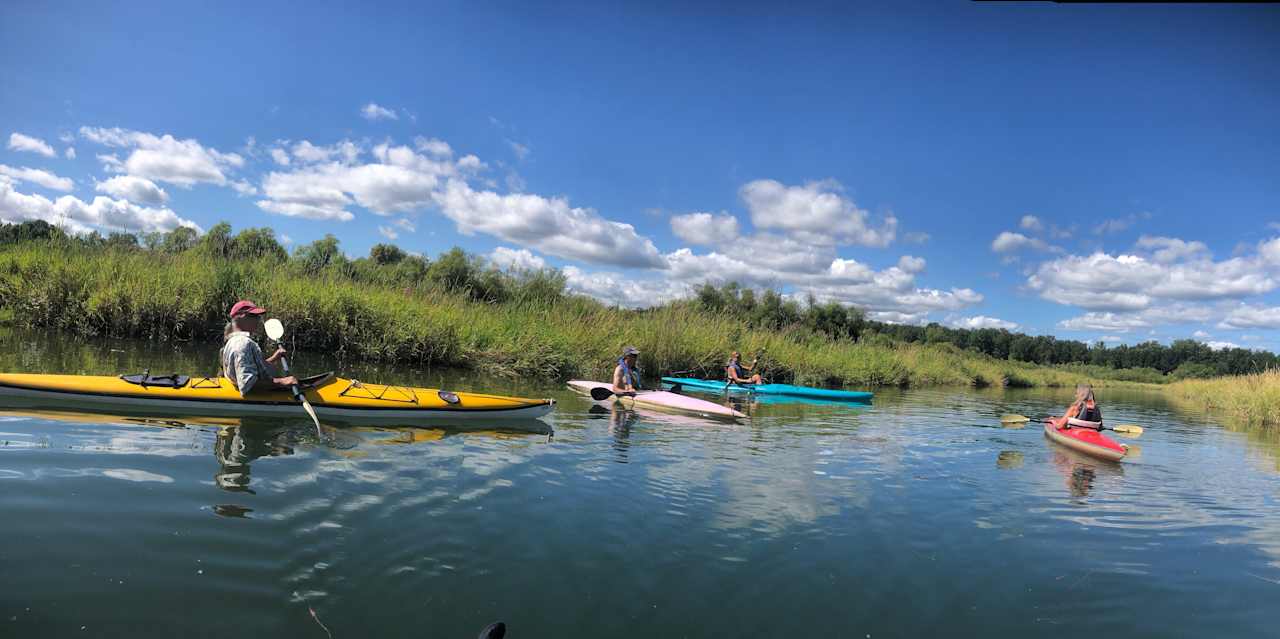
[1048,448,1124,501]
[996,450,1024,469]
[214,423,295,494]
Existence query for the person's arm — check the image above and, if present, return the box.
[228,347,260,399]
[612,365,633,394]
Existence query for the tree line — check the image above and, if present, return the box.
[690,282,1277,378]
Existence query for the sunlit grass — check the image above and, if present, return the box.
[1167,369,1280,426]
[0,241,1165,389]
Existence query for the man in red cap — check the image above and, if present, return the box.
[221,300,297,397]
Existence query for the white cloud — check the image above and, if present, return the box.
[434,179,667,269]
[1028,252,1276,311]
[291,139,360,164]
[490,246,547,271]
[1100,335,1124,343]
[1094,211,1150,235]
[1193,330,1211,339]
[64,147,76,159]
[360,103,398,121]
[414,137,453,158]
[230,180,257,196]
[1206,341,1240,351]
[903,231,930,244]
[562,266,689,307]
[1134,235,1209,263]
[507,140,530,161]
[270,148,291,166]
[1058,304,1215,333]
[377,225,398,240]
[8,133,56,157]
[1058,312,1152,332]
[897,255,926,274]
[669,212,740,246]
[949,315,1018,330]
[98,153,124,172]
[0,165,74,191]
[95,175,168,205]
[79,127,243,187]
[393,217,415,233]
[0,181,200,234]
[991,231,1053,253]
[256,199,354,222]
[740,179,896,247]
[1019,215,1044,232]
[1219,305,1280,330]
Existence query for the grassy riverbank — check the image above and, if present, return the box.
[0,239,1163,389]
[1167,371,1280,426]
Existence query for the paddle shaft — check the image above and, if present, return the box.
[276,351,322,437]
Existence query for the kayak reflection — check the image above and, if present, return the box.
[1049,447,1124,500]
[214,422,294,494]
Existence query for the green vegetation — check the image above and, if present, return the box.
[1167,370,1280,426]
[694,281,1279,377]
[0,220,1248,391]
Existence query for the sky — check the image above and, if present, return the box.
[2,1,1279,350]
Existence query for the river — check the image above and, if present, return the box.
[1,330,1278,637]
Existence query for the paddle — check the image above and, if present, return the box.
[264,318,323,439]
[1000,413,1143,435]
[590,386,639,401]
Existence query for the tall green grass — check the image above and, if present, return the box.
[0,241,1160,389]
[1166,370,1280,426]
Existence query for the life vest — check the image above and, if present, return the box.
[617,358,641,390]
[1066,400,1103,429]
[727,358,747,380]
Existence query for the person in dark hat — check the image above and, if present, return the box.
[611,346,642,396]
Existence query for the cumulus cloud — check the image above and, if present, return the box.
[377,225,398,240]
[740,179,896,247]
[291,139,360,164]
[1134,235,1209,263]
[1019,215,1044,232]
[1192,330,1211,339]
[0,180,200,234]
[415,137,453,158]
[1058,305,1215,333]
[8,133,56,157]
[1029,251,1276,311]
[1206,341,1240,351]
[562,266,689,308]
[490,246,547,271]
[361,103,398,121]
[1219,305,1280,330]
[270,148,291,166]
[991,231,1055,253]
[434,179,667,269]
[79,127,243,187]
[0,165,74,191]
[1058,312,1153,333]
[95,175,168,205]
[949,315,1018,330]
[670,212,740,246]
[64,147,76,159]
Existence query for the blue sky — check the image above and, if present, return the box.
[2,2,1279,349]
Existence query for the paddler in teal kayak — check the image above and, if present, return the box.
[611,346,642,397]
[221,300,298,397]
[726,351,764,385]
[1056,384,1103,429]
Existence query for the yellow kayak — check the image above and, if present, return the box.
[0,372,554,423]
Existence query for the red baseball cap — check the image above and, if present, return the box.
[228,300,267,318]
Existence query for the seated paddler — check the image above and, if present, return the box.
[221,300,298,397]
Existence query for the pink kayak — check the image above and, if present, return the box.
[1043,418,1127,462]
[567,380,745,421]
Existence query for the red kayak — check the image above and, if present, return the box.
[1043,418,1127,462]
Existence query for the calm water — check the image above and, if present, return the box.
[2,331,1280,638]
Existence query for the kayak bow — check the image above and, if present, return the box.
[1043,418,1127,462]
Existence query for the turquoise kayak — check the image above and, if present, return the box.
[661,377,873,402]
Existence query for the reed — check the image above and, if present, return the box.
[0,241,1163,389]
[1166,369,1280,426]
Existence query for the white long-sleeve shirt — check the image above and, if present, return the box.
[220,331,277,398]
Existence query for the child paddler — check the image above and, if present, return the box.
[611,346,642,397]
[1057,383,1103,430]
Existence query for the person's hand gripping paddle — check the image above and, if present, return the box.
[264,318,323,439]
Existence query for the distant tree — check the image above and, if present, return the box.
[370,243,406,265]
[161,226,198,254]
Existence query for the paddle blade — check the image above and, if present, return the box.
[999,414,1031,423]
[1112,424,1144,435]
[265,318,285,340]
[589,387,614,401]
